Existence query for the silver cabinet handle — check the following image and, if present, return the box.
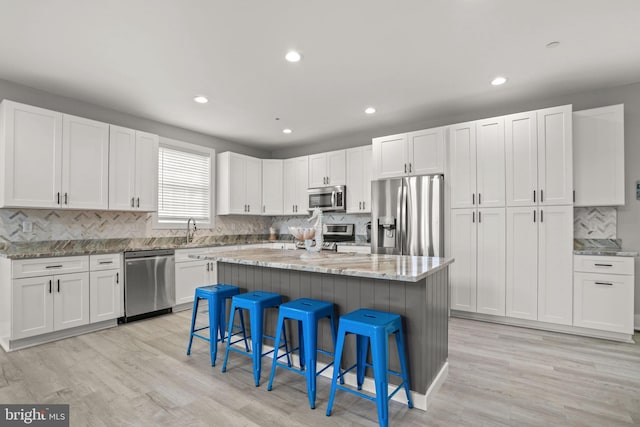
[478,193,481,205]
[404,164,407,174]
[64,193,68,205]
[116,272,119,284]
[45,265,63,269]
[533,210,536,222]
[472,193,475,205]
[137,197,140,208]
[594,263,613,267]
[207,262,210,271]
[540,209,544,222]
[540,190,544,203]
[131,197,135,207]
[533,190,536,203]
[359,201,362,210]
[57,279,60,293]
[263,205,266,213]
[248,204,250,212]
[409,163,412,173]
[57,192,61,205]
[49,279,52,293]
[98,261,113,264]
[362,201,365,210]
[595,282,613,286]
[472,211,475,223]
[478,211,482,223]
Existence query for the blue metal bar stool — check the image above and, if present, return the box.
[186,284,248,366]
[266,298,342,409]
[222,291,291,386]
[326,308,413,427]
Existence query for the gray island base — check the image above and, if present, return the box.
[192,248,453,411]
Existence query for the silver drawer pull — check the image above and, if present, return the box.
[98,261,114,264]
[45,265,63,269]
[595,281,613,286]
[594,263,613,267]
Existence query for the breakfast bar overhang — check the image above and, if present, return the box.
[192,248,454,411]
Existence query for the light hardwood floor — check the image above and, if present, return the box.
[1,313,639,426]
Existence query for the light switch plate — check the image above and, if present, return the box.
[22,221,33,233]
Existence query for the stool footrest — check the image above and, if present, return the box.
[191,332,211,343]
[332,384,377,403]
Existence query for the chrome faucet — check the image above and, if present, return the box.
[186,218,197,244]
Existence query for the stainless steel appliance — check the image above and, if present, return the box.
[295,223,355,251]
[122,249,175,322]
[307,185,346,212]
[371,175,444,256]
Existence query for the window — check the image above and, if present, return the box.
[156,138,215,227]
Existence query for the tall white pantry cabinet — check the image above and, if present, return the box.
[448,104,574,327]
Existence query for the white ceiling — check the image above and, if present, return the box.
[1,1,639,150]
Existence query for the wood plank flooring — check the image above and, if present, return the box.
[1,312,639,426]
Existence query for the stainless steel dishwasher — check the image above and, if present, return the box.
[122,249,175,322]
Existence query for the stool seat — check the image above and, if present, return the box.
[222,291,290,386]
[326,308,413,427]
[186,284,248,367]
[266,298,340,409]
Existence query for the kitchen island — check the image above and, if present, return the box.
[192,248,453,410]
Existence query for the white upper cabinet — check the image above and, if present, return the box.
[346,145,372,213]
[537,105,573,206]
[573,104,624,206]
[476,117,505,207]
[372,128,445,179]
[0,100,63,208]
[262,159,284,215]
[108,126,159,211]
[448,122,477,209]
[308,149,346,187]
[505,112,538,207]
[62,114,109,210]
[217,152,262,215]
[283,156,309,215]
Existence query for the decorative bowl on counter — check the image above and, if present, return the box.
[288,226,316,241]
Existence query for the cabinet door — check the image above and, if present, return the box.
[134,131,159,211]
[283,158,297,215]
[506,207,538,320]
[538,205,573,325]
[295,156,310,213]
[346,147,364,213]
[62,115,109,210]
[504,112,539,206]
[1,101,63,208]
[90,269,121,323]
[361,146,372,213]
[283,156,309,215]
[12,276,54,339]
[573,105,624,206]
[262,159,283,215]
[505,112,537,207]
[327,150,346,185]
[108,125,136,210]
[408,127,444,175]
[308,153,327,187]
[53,272,90,331]
[449,208,477,312]
[573,272,634,334]
[537,105,573,206]
[372,134,408,179]
[449,122,477,209]
[228,153,247,214]
[476,208,506,316]
[245,156,262,214]
[175,261,210,305]
[476,118,505,207]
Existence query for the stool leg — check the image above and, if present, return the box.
[209,296,220,366]
[238,308,250,352]
[326,324,346,417]
[371,331,390,427]
[329,313,343,385]
[186,296,200,356]
[298,320,305,371]
[267,311,285,391]
[250,307,264,387]
[356,335,369,390]
[303,317,318,409]
[221,304,237,373]
[218,297,227,342]
[395,325,414,409]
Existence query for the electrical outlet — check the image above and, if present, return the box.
[22,221,33,233]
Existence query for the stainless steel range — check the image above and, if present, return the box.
[295,223,355,251]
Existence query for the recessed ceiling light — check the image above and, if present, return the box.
[546,41,560,48]
[365,107,376,114]
[491,76,508,86]
[285,51,302,62]
[193,96,208,104]
[282,128,293,134]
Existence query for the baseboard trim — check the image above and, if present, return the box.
[2,320,118,352]
[635,314,640,331]
[451,311,635,343]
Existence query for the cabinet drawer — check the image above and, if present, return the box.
[573,272,634,334]
[89,253,121,271]
[573,255,633,275]
[12,256,89,279]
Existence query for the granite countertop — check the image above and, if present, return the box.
[573,238,638,257]
[191,248,454,282]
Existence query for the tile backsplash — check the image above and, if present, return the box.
[573,207,617,239]
[271,213,371,238]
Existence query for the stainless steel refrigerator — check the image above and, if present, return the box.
[371,174,444,256]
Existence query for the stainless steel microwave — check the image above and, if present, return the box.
[308,185,346,212]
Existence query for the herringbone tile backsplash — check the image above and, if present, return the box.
[573,207,617,239]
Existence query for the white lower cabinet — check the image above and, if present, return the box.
[573,256,634,334]
[53,272,90,331]
[89,270,121,323]
[476,208,506,316]
[506,207,539,320]
[449,209,477,312]
[175,259,216,305]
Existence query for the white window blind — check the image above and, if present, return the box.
[158,146,211,223]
